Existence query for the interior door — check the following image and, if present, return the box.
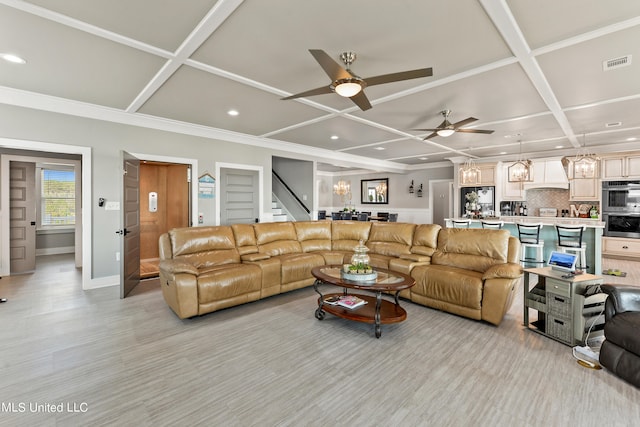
[9,161,36,273]
[431,180,452,228]
[220,168,259,225]
[120,151,140,298]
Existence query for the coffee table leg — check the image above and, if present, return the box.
[374,292,382,338]
[313,279,326,320]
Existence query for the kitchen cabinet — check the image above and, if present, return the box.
[602,236,640,259]
[569,178,599,201]
[601,154,640,179]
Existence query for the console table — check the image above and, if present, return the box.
[523,267,606,346]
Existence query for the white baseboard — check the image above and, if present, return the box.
[36,246,75,256]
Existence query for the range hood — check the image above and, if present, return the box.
[522,159,569,190]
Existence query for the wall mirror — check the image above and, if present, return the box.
[361,178,388,204]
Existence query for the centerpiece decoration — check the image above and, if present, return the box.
[465,191,479,218]
[341,240,377,281]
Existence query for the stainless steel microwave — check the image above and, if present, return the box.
[602,180,640,214]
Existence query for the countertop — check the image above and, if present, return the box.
[447,216,604,228]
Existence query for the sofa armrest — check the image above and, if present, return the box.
[601,284,640,320]
[241,253,271,262]
[482,263,523,280]
[159,259,199,276]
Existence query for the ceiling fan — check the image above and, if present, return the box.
[282,49,433,111]
[413,109,494,140]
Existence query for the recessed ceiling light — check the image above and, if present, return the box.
[374,147,385,150]
[419,157,428,160]
[555,145,564,149]
[330,135,339,140]
[227,109,239,116]
[504,133,522,139]
[1,53,26,64]
[626,137,637,142]
[498,151,507,155]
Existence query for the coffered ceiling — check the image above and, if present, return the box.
[1,0,639,172]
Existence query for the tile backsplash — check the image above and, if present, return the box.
[524,189,599,216]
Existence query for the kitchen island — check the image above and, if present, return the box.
[445,216,604,274]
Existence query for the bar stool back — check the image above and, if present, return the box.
[555,225,587,270]
[517,223,545,267]
[451,220,471,228]
[481,220,504,229]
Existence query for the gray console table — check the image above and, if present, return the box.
[523,267,606,346]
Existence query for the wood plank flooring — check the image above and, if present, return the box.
[0,254,639,426]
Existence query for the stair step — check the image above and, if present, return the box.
[272,208,283,215]
[273,214,288,222]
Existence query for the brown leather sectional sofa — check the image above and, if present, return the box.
[158,221,522,325]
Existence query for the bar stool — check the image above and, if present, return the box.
[555,225,587,270]
[481,220,504,229]
[450,219,471,228]
[517,223,545,268]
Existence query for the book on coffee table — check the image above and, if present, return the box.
[324,295,367,309]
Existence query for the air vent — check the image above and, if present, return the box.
[605,121,622,128]
[603,55,632,71]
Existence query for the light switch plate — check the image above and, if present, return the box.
[105,201,120,211]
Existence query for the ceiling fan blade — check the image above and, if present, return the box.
[365,68,433,87]
[350,90,372,111]
[451,117,478,128]
[309,49,352,81]
[423,132,439,140]
[281,85,333,100]
[412,128,440,132]
[456,128,495,134]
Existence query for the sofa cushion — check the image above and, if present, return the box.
[197,264,262,304]
[294,221,332,252]
[604,312,640,357]
[278,253,326,284]
[254,222,302,255]
[169,226,240,268]
[411,264,484,310]
[231,223,259,255]
[411,224,441,256]
[331,221,371,251]
[366,222,415,257]
[432,228,510,273]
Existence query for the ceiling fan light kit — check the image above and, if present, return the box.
[414,109,494,140]
[282,50,432,111]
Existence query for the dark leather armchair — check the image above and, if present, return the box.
[599,284,640,388]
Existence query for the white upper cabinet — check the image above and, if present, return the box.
[601,154,640,179]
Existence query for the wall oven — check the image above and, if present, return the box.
[602,213,640,238]
[602,180,640,213]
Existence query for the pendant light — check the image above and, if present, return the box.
[459,158,481,185]
[508,140,533,182]
[572,134,599,179]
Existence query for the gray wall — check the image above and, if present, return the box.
[272,156,314,215]
[0,104,274,278]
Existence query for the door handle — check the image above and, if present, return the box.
[31,221,36,226]
[115,229,130,236]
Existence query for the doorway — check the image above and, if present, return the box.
[430,180,453,228]
[139,161,190,278]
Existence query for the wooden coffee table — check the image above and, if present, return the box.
[311,265,415,338]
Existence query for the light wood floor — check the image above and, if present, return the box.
[1,254,639,426]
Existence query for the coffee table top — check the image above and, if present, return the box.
[312,265,415,292]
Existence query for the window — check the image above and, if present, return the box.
[41,168,75,226]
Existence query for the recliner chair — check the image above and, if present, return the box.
[599,284,640,388]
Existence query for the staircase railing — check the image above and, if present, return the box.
[272,170,311,221]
